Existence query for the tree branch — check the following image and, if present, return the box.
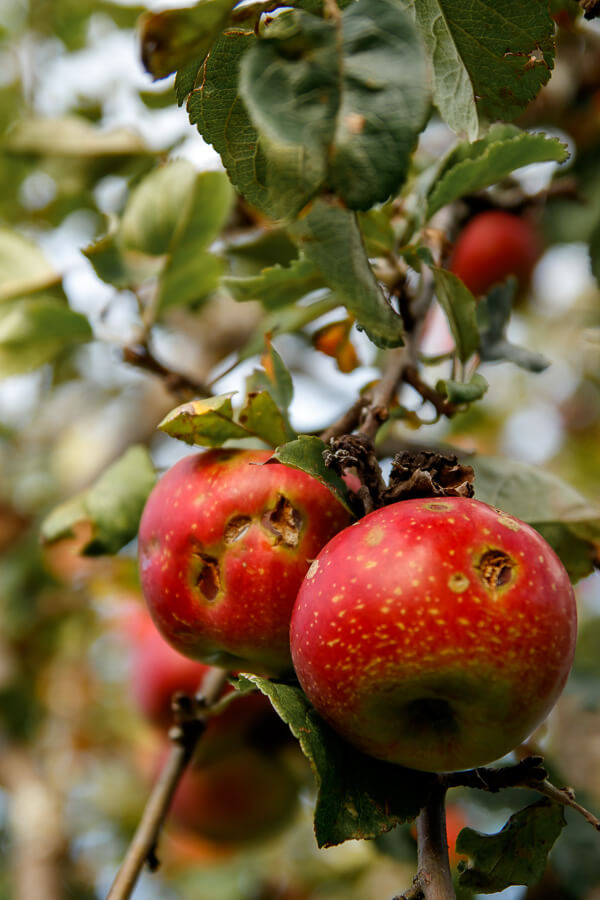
[123,343,211,399]
[395,781,456,900]
[106,667,229,900]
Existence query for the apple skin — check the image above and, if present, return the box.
[138,448,351,675]
[449,210,543,298]
[122,604,272,749]
[168,746,299,844]
[290,496,577,773]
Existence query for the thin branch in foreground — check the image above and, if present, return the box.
[106,668,229,900]
[395,781,456,900]
[123,343,211,399]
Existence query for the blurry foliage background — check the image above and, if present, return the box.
[0,1,600,899]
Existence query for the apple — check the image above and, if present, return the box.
[168,746,299,844]
[449,210,543,298]
[290,496,577,773]
[122,604,272,750]
[138,448,351,675]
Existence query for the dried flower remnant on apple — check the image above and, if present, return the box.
[137,448,352,675]
[290,496,577,773]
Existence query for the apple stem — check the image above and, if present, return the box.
[106,667,229,900]
[414,781,456,900]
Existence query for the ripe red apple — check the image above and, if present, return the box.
[290,497,576,773]
[168,746,299,844]
[122,604,272,750]
[138,448,351,675]
[449,210,543,298]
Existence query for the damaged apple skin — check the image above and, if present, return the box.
[290,497,577,772]
[138,449,351,675]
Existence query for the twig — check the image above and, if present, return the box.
[359,347,408,440]
[123,343,210,399]
[442,756,600,832]
[402,366,456,418]
[106,668,229,900]
[320,396,368,444]
[394,781,456,900]
[533,781,600,831]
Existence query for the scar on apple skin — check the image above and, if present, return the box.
[194,553,221,601]
[261,495,303,548]
[224,516,252,544]
[477,549,515,590]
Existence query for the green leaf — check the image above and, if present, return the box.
[240,0,428,211]
[237,391,292,448]
[328,0,429,209]
[358,208,396,257]
[477,281,549,373]
[407,0,554,139]
[431,267,479,363]
[457,799,566,893]
[158,394,251,446]
[139,0,238,80]
[4,116,150,157]
[242,676,436,847]
[273,436,353,513]
[471,455,600,582]
[119,164,233,309]
[290,200,404,348]
[427,125,569,218]
[0,229,60,302]
[82,228,162,290]
[187,31,315,219]
[247,342,295,434]
[0,297,93,375]
[121,160,198,255]
[223,256,326,309]
[436,373,488,404]
[41,446,157,556]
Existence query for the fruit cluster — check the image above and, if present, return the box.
[138,448,577,775]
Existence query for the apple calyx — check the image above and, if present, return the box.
[324,436,476,516]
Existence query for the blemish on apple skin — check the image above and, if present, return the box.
[448,572,470,593]
[498,514,520,532]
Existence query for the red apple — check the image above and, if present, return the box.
[449,210,543,298]
[290,497,576,772]
[168,746,299,843]
[138,449,351,675]
[122,604,272,749]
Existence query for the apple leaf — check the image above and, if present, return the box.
[407,0,554,140]
[427,125,569,219]
[248,340,295,425]
[436,374,488,405]
[40,445,156,556]
[240,0,428,212]
[222,256,326,310]
[241,675,436,847]
[0,229,61,302]
[237,391,294,448]
[139,0,238,80]
[187,31,318,219]
[289,200,404,349]
[4,116,150,158]
[456,799,566,893]
[477,281,550,372]
[431,267,479,363]
[0,297,93,376]
[273,436,354,513]
[158,394,251,447]
[471,455,600,582]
